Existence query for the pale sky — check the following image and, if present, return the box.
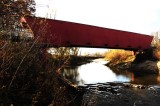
[35,0,160,54]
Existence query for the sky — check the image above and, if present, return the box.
[34,0,160,55]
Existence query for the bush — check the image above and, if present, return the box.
[0,38,76,105]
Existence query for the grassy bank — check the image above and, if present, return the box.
[104,45,160,75]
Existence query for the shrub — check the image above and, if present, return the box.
[0,37,76,105]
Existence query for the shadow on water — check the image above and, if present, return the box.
[61,59,160,86]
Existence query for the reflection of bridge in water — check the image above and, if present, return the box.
[22,16,153,51]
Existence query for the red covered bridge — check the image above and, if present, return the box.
[22,16,153,50]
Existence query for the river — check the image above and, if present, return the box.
[61,58,160,86]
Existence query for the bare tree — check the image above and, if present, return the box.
[0,0,35,30]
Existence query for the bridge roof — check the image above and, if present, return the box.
[23,16,153,50]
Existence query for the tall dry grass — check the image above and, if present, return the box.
[105,49,135,64]
[151,31,160,60]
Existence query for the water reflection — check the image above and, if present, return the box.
[61,60,132,85]
[61,59,160,85]
[62,67,85,85]
[77,62,131,85]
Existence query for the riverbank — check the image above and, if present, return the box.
[105,48,160,76]
[60,49,160,106]
[106,59,160,76]
[68,55,103,66]
[60,55,160,106]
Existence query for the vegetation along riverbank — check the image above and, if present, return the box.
[105,37,160,76]
[1,0,160,105]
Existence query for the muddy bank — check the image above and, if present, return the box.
[130,60,159,75]
[68,55,103,66]
[106,49,160,76]
[107,60,159,76]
